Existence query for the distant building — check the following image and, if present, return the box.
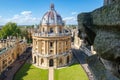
[0,37,27,74]
[32,4,72,68]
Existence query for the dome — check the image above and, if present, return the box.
[41,4,63,26]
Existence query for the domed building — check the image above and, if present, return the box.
[32,4,72,68]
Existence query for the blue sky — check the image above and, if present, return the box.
[0,0,103,25]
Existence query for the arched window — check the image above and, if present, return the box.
[67,56,69,64]
[41,58,44,65]
[50,28,53,33]
[34,56,36,63]
[43,28,44,32]
[59,58,62,64]
[50,42,53,48]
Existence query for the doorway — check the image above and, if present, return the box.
[67,56,69,64]
[49,59,54,67]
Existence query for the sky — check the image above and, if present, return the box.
[0,0,103,25]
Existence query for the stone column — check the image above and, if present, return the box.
[56,40,57,55]
[69,39,71,50]
[54,41,56,55]
[57,41,59,54]
[33,39,34,50]
[44,41,46,55]
[46,58,48,68]
[37,56,39,66]
[56,26,59,34]
[56,26,58,33]
[62,41,64,53]
[38,56,40,66]
[63,57,66,66]
[47,41,49,55]
[54,58,57,68]
[55,40,57,55]
[39,40,41,54]
[32,55,34,64]
[64,41,66,52]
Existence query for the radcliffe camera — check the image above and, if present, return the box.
[0,0,120,80]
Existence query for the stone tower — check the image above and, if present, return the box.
[104,0,115,5]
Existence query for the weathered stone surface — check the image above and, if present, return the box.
[87,55,119,80]
[78,1,120,27]
[77,0,120,79]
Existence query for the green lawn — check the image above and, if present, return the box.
[14,63,88,80]
[14,63,48,80]
[54,64,89,80]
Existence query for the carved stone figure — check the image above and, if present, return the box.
[77,1,120,80]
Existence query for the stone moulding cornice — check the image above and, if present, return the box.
[32,50,71,58]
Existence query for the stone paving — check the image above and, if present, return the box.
[49,67,54,80]
[72,48,94,80]
[4,60,25,80]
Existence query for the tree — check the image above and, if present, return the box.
[0,22,22,39]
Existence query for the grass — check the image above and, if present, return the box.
[54,64,89,80]
[14,61,88,80]
[14,63,48,80]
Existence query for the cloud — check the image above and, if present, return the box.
[0,11,40,25]
[0,11,77,25]
[21,11,32,16]
[71,12,77,15]
[63,16,77,24]
[63,11,78,24]
[63,17,75,21]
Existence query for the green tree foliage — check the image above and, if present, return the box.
[0,22,21,39]
[21,29,28,39]
[67,25,77,29]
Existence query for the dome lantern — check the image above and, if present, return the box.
[41,4,63,26]
[50,3,54,10]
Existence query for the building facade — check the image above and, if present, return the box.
[32,4,72,69]
[0,38,27,74]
